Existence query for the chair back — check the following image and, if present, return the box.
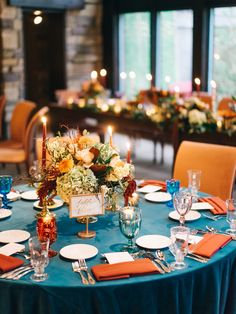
[10,100,36,143]
[173,141,236,200]
[218,97,236,111]
[24,106,49,169]
[0,95,6,138]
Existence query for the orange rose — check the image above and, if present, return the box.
[58,159,74,173]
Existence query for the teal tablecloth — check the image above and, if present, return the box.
[0,188,236,314]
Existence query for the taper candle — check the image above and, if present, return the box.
[41,116,47,169]
[126,142,131,163]
[107,125,113,146]
[194,77,201,92]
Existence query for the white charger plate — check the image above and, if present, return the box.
[145,192,172,203]
[60,244,98,260]
[0,230,30,243]
[33,199,64,210]
[169,210,201,221]
[21,190,38,201]
[0,209,12,220]
[136,234,171,249]
[138,185,162,194]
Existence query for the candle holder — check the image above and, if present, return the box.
[36,199,57,257]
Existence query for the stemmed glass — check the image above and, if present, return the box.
[187,169,201,203]
[119,206,141,253]
[166,179,180,207]
[29,160,44,186]
[170,226,190,270]
[173,191,192,226]
[226,199,236,238]
[0,175,13,209]
[28,236,49,282]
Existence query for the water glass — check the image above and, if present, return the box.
[29,237,49,282]
[0,175,13,209]
[119,206,141,253]
[226,199,236,238]
[166,179,180,207]
[170,226,190,270]
[187,169,201,203]
[173,191,192,226]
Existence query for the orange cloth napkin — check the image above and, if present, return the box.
[0,253,24,273]
[199,196,227,215]
[189,233,231,258]
[139,180,166,191]
[91,258,159,281]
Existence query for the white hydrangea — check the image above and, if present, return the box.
[188,109,207,125]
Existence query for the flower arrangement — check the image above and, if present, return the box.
[81,80,105,100]
[177,97,217,133]
[37,130,136,208]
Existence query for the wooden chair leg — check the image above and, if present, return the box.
[16,163,21,174]
[153,140,157,164]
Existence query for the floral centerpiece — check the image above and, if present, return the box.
[177,97,217,134]
[37,130,136,210]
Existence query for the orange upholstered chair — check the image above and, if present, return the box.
[173,141,236,200]
[0,95,6,139]
[0,107,49,173]
[0,100,36,149]
[218,97,236,111]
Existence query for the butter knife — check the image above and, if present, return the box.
[151,260,165,274]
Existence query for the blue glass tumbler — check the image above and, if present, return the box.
[0,175,13,209]
[166,179,180,207]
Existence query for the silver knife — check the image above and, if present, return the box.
[151,260,165,274]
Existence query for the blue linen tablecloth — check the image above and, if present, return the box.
[0,188,236,314]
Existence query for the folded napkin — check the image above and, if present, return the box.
[91,258,159,281]
[199,197,227,215]
[0,253,24,273]
[139,180,166,191]
[189,233,231,258]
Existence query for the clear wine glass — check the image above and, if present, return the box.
[187,169,201,203]
[226,199,236,238]
[29,236,49,282]
[173,191,192,226]
[170,225,190,270]
[29,160,44,186]
[119,206,141,253]
[0,175,13,209]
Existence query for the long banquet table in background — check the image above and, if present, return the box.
[0,186,236,314]
[49,105,176,164]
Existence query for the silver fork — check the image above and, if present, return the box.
[72,261,88,285]
[1,265,31,279]
[78,259,96,284]
[202,214,223,221]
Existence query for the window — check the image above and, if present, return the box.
[119,12,151,99]
[156,10,193,93]
[210,7,236,99]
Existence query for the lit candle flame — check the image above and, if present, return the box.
[210,80,217,89]
[100,69,107,77]
[194,77,201,85]
[91,70,98,81]
[41,116,47,125]
[120,72,127,79]
[146,73,152,81]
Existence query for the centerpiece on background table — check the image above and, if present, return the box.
[37,130,136,214]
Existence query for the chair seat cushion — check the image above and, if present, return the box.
[0,148,25,163]
[0,140,23,149]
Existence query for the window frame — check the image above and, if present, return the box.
[102,0,236,94]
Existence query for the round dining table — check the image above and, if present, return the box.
[0,187,236,314]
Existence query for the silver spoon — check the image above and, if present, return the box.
[156,250,173,271]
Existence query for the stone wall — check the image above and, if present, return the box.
[0,0,103,122]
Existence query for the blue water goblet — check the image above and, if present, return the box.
[0,175,13,209]
[166,179,180,208]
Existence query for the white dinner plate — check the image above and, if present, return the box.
[21,190,38,201]
[136,234,171,249]
[0,209,12,220]
[0,230,30,243]
[33,199,64,210]
[145,192,172,203]
[0,192,21,202]
[60,244,98,260]
[168,210,201,221]
[138,185,162,194]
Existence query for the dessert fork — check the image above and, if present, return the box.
[78,259,95,284]
[72,261,88,285]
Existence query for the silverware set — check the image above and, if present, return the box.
[202,213,224,221]
[72,259,95,285]
[0,264,33,280]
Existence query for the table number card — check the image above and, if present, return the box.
[69,193,105,218]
